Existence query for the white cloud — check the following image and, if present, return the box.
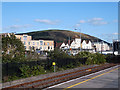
[74,23,81,28]
[91,18,103,21]
[113,33,120,35]
[3,24,33,30]
[34,19,59,25]
[113,19,118,23]
[87,18,108,25]
[75,18,108,27]
[113,33,118,35]
[79,20,86,23]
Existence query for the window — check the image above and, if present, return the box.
[20,37,21,40]
[44,42,45,45]
[29,46,31,49]
[25,46,26,49]
[44,46,46,49]
[24,41,26,45]
[37,42,39,45]
[40,47,42,49]
[40,41,43,45]
[23,36,27,40]
[47,42,49,46]
[33,42,35,45]
[28,42,30,45]
[87,46,89,49]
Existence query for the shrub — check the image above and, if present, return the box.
[19,64,45,78]
[95,53,106,64]
[75,51,106,65]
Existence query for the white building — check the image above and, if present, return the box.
[60,38,110,54]
[70,38,81,49]
[81,40,92,49]
[60,42,69,49]
[60,38,93,51]
[15,34,54,52]
[93,42,110,52]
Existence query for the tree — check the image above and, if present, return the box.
[2,34,25,63]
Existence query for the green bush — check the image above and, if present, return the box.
[19,65,31,77]
[19,64,45,78]
[75,51,106,65]
[2,49,107,82]
[95,53,106,64]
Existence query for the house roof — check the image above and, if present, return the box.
[63,40,74,45]
[70,40,74,44]
[86,40,89,44]
[56,42,62,47]
[81,39,92,44]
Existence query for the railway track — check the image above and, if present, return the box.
[2,63,117,90]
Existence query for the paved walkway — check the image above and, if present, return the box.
[46,65,119,89]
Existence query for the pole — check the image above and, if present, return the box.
[112,40,114,55]
[112,35,114,55]
[52,62,56,72]
[101,41,102,54]
[80,29,81,52]
[54,65,55,72]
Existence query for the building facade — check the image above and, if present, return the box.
[113,40,120,55]
[93,42,110,52]
[15,34,54,51]
[70,38,81,49]
[60,38,111,55]
[60,38,93,50]
[81,40,93,49]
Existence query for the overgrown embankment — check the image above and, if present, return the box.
[2,49,107,82]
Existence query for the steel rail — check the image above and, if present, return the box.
[2,63,116,89]
[27,63,116,88]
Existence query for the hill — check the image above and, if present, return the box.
[16,29,110,46]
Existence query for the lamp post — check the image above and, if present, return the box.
[75,28,82,52]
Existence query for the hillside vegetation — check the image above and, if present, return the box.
[17,30,103,43]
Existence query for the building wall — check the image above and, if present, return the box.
[70,38,81,49]
[60,38,93,50]
[15,34,54,51]
[60,38,110,52]
[81,40,92,49]
[43,40,54,51]
[93,42,110,51]
[15,34,32,41]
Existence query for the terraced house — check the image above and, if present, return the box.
[15,34,54,52]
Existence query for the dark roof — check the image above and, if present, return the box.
[81,40,84,43]
[81,39,92,44]
[86,40,89,44]
[55,42,62,47]
[70,40,74,44]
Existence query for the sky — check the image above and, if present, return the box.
[2,2,118,43]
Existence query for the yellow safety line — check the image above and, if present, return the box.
[63,67,119,90]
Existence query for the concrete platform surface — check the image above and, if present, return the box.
[45,65,119,89]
